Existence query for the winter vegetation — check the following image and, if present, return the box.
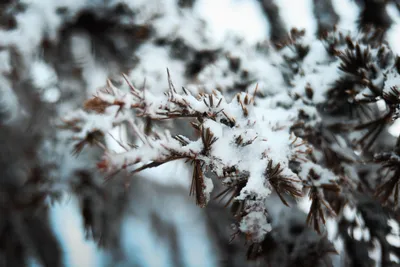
[1,0,400,266]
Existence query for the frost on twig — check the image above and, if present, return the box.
[62,70,339,243]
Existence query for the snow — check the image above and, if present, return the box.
[0,50,11,73]
[332,0,359,33]
[120,175,218,267]
[195,38,286,95]
[274,0,316,37]
[63,106,126,140]
[0,0,71,55]
[43,87,61,103]
[294,42,341,103]
[50,198,104,267]
[203,175,214,203]
[30,60,58,89]
[121,216,173,267]
[129,44,187,93]
[0,81,19,123]
[387,219,400,247]
[384,71,400,94]
[2,0,398,265]
[298,161,338,186]
[387,4,400,55]
[66,68,340,241]
[239,211,272,242]
[196,0,268,45]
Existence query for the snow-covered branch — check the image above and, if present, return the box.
[62,69,341,242]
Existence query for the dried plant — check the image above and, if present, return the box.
[2,0,400,266]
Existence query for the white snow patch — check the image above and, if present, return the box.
[49,198,104,267]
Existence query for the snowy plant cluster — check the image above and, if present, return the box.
[2,0,400,266]
[62,22,400,248]
[63,72,326,242]
[61,5,400,261]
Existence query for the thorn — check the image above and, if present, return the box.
[252,83,259,104]
[216,98,223,108]
[166,68,177,93]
